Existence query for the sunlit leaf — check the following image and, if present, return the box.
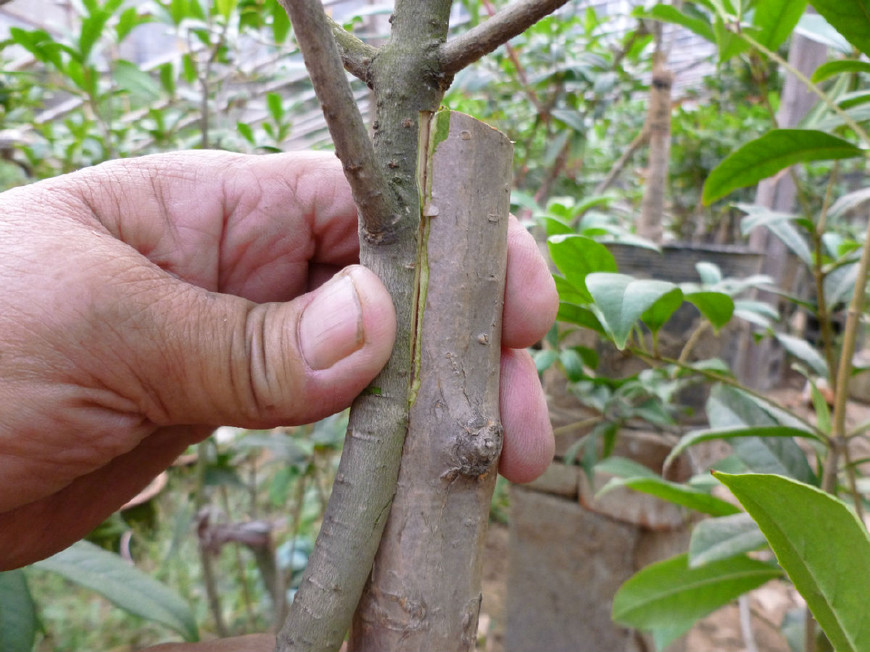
[703,130,864,205]
[665,425,822,469]
[645,4,715,42]
[548,234,618,290]
[613,553,781,648]
[753,0,808,50]
[688,513,767,567]
[597,475,741,517]
[808,0,870,58]
[586,273,678,349]
[717,472,870,652]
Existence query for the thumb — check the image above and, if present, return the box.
[115,265,396,428]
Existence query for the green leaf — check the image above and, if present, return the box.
[813,60,870,83]
[79,10,111,62]
[116,7,150,43]
[236,121,255,144]
[551,108,585,133]
[182,53,197,83]
[598,476,741,517]
[586,273,679,349]
[266,91,284,123]
[716,472,870,652]
[613,553,781,648]
[702,129,864,205]
[158,62,176,97]
[776,333,829,378]
[731,436,818,485]
[688,513,767,567]
[271,1,292,43]
[640,287,683,335]
[595,455,659,479]
[541,215,573,238]
[34,541,198,641]
[113,60,161,101]
[753,0,808,50]
[738,204,813,266]
[685,291,735,331]
[809,0,870,58]
[553,276,586,304]
[645,4,716,43]
[548,234,618,290]
[0,570,37,652]
[216,0,238,19]
[797,12,853,53]
[556,303,606,334]
[665,425,822,469]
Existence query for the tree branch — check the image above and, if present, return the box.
[440,0,572,75]
[326,15,379,83]
[277,0,398,241]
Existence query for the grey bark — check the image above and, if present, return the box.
[274,2,564,651]
[350,110,512,651]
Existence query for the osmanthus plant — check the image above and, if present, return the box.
[549,1,870,649]
[269,2,571,652]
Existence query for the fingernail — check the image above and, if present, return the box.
[299,272,365,370]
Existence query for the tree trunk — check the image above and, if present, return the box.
[349,110,512,651]
[637,52,673,244]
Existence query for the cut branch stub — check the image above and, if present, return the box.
[349,110,513,652]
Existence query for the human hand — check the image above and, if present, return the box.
[0,151,556,569]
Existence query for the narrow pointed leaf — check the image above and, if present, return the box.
[731,436,817,485]
[716,472,870,652]
[34,540,198,641]
[665,425,822,469]
[738,204,813,265]
[586,273,678,349]
[753,0,808,50]
[777,333,829,378]
[0,570,36,652]
[808,0,870,58]
[613,553,781,648]
[598,476,741,517]
[703,130,864,205]
[689,513,767,567]
[645,4,716,43]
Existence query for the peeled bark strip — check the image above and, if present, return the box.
[349,110,512,651]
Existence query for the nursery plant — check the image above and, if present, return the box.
[545,1,870,650]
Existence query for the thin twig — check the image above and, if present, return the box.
[440,0,573,75]
[277,0,398,241]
